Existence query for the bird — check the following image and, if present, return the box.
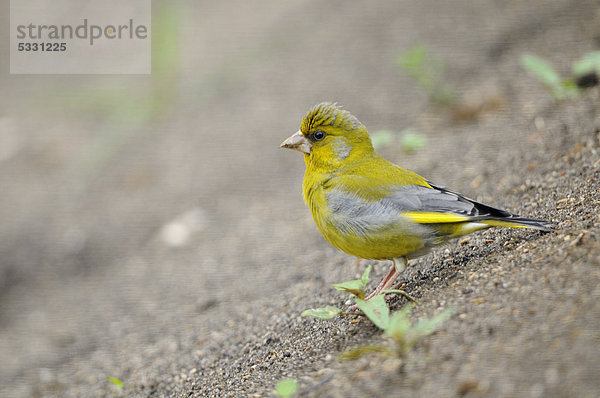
[280,102,554,301]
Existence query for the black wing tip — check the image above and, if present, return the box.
[508,217,557,232]
[426,182,557,232]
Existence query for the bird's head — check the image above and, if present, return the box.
[280,103,373,168]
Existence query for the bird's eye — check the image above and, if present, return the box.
[313,130,326,141]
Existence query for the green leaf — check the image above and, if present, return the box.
[385,306,454,356]
[331,280,365,298]
[520,53,574,99]
[355,295,390,330]
[385,304,413,341]
[409,308,455,343]
[397,44,456,108]
[521,54,561,87]
[399,129,427,153]
[398,45,427,75]
[275,378,298,397]
[361,265,372,286]
[301,306,342,320]
[572,51,600,76]
[108,376,123,391]
[371,130,395,149]
[150,3,181,115]
[331,265,371,299]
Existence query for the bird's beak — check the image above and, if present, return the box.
[280,130,312,154]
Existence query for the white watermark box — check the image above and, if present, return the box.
[10,0,151,74]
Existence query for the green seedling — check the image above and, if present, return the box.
[301,306,344,320]
[301,265,417,321]
[371,130,396,150]
[108,376,123,391]
[572,51,600,88]
[339,305,454,359]
[400,128,427,153]
[521,51,600,98]
[331,263,372,299]
[520,54,578,99]
[275,378,298,397]
[302,267,452,360]
[385,304,454,356]
[572,51,600,76]
[371,128,427,154]
[398,44,455,107]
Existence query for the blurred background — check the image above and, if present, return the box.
[1,0,599,396]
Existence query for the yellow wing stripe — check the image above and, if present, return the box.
[403,212,470,224]
[404,212,534,229]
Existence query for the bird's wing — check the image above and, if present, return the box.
[390,182,514,223]
[326,175,513,227]
[325,171,553,241]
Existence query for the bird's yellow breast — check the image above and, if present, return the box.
[302,169,429,260]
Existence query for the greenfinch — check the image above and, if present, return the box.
[281,102,553,300]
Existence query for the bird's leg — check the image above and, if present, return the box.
[364,257,408,301]
[364,266,399,301]
[348,258,411,311]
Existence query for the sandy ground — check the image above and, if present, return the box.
[1,0,599,397]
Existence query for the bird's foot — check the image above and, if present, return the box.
[346,290,417,312]
[347,258,416,312]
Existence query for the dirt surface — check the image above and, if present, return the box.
[1,0,600,397]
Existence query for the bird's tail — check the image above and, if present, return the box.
[482,216,555,232]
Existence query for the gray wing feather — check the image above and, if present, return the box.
[388,183,553,230]
[328,181,512,220]
[325,179,551,235]
[387,184,480,215]
[324,182,480,237]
